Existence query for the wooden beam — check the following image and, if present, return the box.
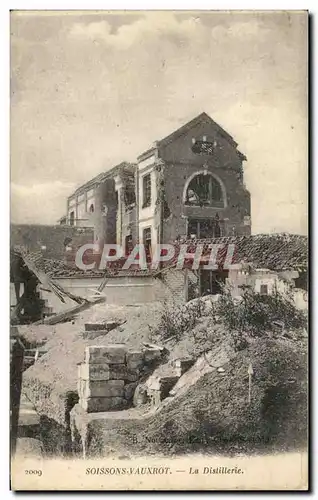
[20,250,87,305]
[34,296,106,325]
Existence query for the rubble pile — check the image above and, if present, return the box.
[84,337,307,457]
[20,296,307,458]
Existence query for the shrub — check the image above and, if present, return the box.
[151,298,208,341]
[215,284,307,350]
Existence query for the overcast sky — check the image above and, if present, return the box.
[10,10,307,234]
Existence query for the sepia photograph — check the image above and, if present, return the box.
[10,9,308,490]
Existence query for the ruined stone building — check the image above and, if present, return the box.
[10,114,308,320]
[61,112,251,251]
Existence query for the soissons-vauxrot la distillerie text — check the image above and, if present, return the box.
[86,466,244,475]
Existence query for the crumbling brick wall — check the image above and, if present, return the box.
[158,269,188,304]
[158,119,251,242]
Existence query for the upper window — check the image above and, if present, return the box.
[125,234,133,256]
[185,173,223,207]
[191,140,216,155]
[124,186,136,208]
[142,174,151,208]
[69,211,75,226]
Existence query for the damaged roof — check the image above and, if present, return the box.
[169,233,308,272]
[41,258,153,278]
[12,233,308,282]
[69,162,136,198]
[11,247,87,303]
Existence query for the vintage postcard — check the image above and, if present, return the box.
[10,10,308,491]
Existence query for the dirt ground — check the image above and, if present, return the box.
[85,337,307,457]
[20,297,307,457]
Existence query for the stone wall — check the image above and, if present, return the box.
[93,179,118,247]
[77,344,162,413]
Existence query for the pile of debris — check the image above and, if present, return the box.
[15,277,307,459]
[83,336,307,457]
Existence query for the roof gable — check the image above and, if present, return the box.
[158,112,238,149]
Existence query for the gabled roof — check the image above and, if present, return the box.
[137,112,246,162]
[158,112,238,148]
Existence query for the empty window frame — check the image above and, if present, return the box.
[69,211,75,226]
[125,234,133,256]
[142,173,151,208]
[124,186,136,208]
[143,227,152,258]
[187,218,223,239]
[185,174,223,207]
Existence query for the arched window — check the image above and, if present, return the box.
[185,173,224,207]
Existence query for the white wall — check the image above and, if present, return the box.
[254,274,286,295]
[293,289,308,310]
[137,161,158,246]
[138,168,157,220]
[77,200,87,220]
[38,276,170,312]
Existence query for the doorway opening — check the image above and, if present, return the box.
[199,269,228,296]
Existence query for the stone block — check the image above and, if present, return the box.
[85,321,120,332]
[127,362,142,372]
[80,379,124,398]
[108,364,139,382]
[78,363,110,381]
[133,384,148,407]
[147,375,179,400]
[84,344,126,364]
[147,376,161,391]
[85,323,107,332]
[105,321,121,331]
[174,357,193,369]
[124,382,138,401]
[126,351,144,370]
[173,357,195,376]
[143,348,162,363]
[148,389,161,407]
[79,396,127,413]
